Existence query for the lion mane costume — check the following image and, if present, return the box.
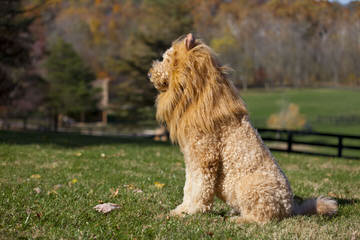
[148,33,337,223]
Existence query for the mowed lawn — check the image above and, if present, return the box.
[241,88,360,134]
[1,131,360,239]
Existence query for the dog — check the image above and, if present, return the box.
[148,33,337,223]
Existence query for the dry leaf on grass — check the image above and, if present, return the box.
[123,184,143,193]
[68,178,78,186]
[47,190,58,195]
[53,184,63,190]
[110,188,119,197]
[94,203,120,213]
[30,174,41,179]
[33,187,41,194]
[154,182,165,189]
[123,184,135,190]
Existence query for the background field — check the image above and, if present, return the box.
[1,131,359,239]
[242,88,360,134]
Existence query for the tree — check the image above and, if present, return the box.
[45,38,99,129]
[0,0,34,104]
[9,74,47,129]
[111,0,194,112]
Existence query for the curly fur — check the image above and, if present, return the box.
[149,34,337,223]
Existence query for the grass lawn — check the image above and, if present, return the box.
[1,131,360,239]
[241,88,360,134]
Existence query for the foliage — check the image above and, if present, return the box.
[267,103,307,130]
[44,38,98,119]
[0,0,35,104]
[4,0,360,121]
[111,0,194,109]
[0,131,359,239]
[9,74,47,128]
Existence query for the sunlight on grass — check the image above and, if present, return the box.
[0,131,359,239]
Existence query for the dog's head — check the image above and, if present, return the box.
[148,33,197,92]
[148,33,247,145]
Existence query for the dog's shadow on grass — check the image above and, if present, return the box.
[211,196,359,218]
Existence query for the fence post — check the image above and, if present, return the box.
[338,136,343,157]
[287,132,293,153]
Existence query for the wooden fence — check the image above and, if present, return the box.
[257,128,360,159]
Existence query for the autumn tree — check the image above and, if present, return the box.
[110,0,194,115]
[15,0,360,124]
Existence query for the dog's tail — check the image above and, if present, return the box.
[293,196,338,216]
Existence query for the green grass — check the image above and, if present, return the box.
[241,88,360,134]
[1,131,360,239]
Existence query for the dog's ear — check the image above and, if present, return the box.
[184,33,195,50]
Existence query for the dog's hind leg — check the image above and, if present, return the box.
[229,172,293,223]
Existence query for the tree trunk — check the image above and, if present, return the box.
[102,110,107,125]
[23,117,27,130]
[57,114,63,130]
[53,114,58,132]
[80,112,85,123]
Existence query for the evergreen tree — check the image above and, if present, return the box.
[45,38,99,127]
[113,0,194,111]
[0,0,34,104]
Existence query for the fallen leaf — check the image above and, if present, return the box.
[110,188,119,197]
[53,184,63,190]
[47,190,58,195]
[123,184,143,193]
[30,174,41,179]
[133,189,143,193]
[123,184,135,190]
[94,203,120,213]
[33,187,41,194]
[154,182,165,189]
[36,212,43,219]
[68,178,78,187]
[206,232,214,237]
[75,152,82,157]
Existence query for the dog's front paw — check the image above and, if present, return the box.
[169,203,212,217]
[169,204,188,217]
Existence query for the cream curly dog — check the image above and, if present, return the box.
[148,33,337,223]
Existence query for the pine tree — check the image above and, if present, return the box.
[45,38,99,128]
[113,0,194,111]
[0,0,34,104]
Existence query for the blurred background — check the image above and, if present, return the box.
[1,0,359,136]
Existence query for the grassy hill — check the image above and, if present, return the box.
[241,88,360,134]
[1,131,359,239]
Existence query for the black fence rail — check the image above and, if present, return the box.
[257,128,360,159]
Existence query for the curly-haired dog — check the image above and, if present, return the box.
[148,33,337,223]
